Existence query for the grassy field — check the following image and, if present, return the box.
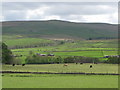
[2,64,118,74]
[3,35,118,63]
[3,38,54,48]
[11,47,118,63]
[2,36,119,88]
[4,38,118,49]
[12,49,118,57]
[2,74,118,88]
[2,34,118,49]
[2,20,119,88]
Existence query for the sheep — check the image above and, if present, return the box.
[12,64,15,66]
[63,64,68,67]
[22,64,25,66]
[80,62,83,64]
[90,65,92,68]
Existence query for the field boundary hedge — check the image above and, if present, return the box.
[1,71,119,75]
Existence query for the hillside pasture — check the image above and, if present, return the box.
[3,37,55,49]
[4,37,118,49]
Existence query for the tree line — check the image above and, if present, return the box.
[25,54,99,64]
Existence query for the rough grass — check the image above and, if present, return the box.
[4,38,54,48]
[2,64,118,74]
[3,34,118,49]
[2,20,118,39]
[2,74,118,88]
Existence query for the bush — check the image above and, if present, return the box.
[105,56,120,64]
[25,53,100,64]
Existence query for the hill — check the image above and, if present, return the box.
[1,20,118,39]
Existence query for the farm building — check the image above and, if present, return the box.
[36,53,54,56]
[47,54,54,56]
[36,53,47,56]
[12,55,23,57]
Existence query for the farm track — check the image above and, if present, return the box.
[1,71,120,75]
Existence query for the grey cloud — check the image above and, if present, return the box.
[3,10,27,21]
[3,2,43,10]
[2,2,118,24]
[3,2,117,11]
[45,4,117,16]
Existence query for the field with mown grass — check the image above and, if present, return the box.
[2,74,118,88]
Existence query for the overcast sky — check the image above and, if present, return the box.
[1,2,118,24]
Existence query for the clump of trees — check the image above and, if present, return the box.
[2,43,13,64]
[104,56,120,64]
[25,53,64,64]
[2,43,22,64]
[88,37,116,40]
[25,53,99,64]
[64,56,99,63]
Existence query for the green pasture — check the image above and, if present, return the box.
[3,35,118,49]
[4,38,54,48]
[2,64,118,74]
[60,39,118,48]
[11,47,118,63]
[12,47,118,53]
[2,74,118,88]
[3,36,118,63]
[2,35,25,41]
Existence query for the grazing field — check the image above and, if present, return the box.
[2,64,118,74]
[4,38,118,49]
[2,36,119,88]
[4,38,54,48]
[3,36,118,63]
[2,20,119,88]
[2,74,118,88]
[3,34,118,49]
[12,49,118,57]
[11,47,118,63]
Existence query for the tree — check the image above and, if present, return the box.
[2,43,13,64]
[106,56,120,64]
[60,41,65,44]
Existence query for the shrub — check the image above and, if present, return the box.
[25,54,63,64]
[64,56,99,63]
[105,56,120,64]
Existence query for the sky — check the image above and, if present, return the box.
[1,2,118,24]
